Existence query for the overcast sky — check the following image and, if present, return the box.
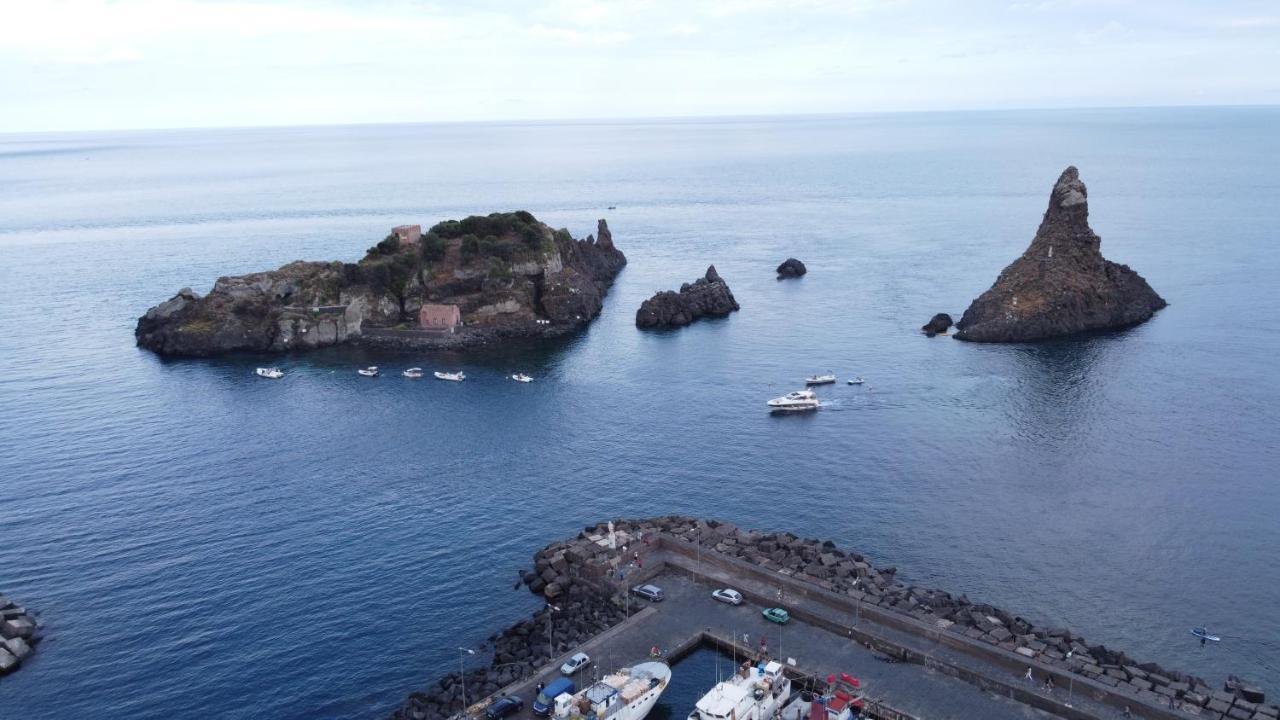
[2,0,1278,132]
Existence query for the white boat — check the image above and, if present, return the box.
[357,366,379,377]
[511,373,533,383]
[434,371,465,382]
[255,367,284,379]
[767,389,820,412]
[403,368,423,379]
[553,661,670,720]
[805,374,836,385]
[688,661,790,720]
[847,377,864,385]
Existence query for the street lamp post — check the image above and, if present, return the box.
[458,646,476,714]
[546,604,561,659]
[1065,651,1074,707]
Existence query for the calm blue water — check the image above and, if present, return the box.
[1,108,1278,719]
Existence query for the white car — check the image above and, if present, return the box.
[712,588,744,605]
[560,652,591,675]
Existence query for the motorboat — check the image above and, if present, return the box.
[847,377,865,385]
[511,373,533,383]
[1191,626,1221,642]
[255,367,284,379]
[551,661,670,720]
[434,371,465,382]
[805,374,836,385]
[768,389,820,413]
[357,366,379,377]
[688,661,789,720]
[402,368,423,379]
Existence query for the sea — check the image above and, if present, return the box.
[1,107,1278,719]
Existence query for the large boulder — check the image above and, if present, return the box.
[776,258,807,279]
[922,313,953,336]
[636,265,739,329]
[954,167,1166,342]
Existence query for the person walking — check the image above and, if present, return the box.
[1023,667,1033,683]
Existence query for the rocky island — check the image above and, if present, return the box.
[635,265,739,329]
[776,257,807,279]
[955,167,1166,343]
[135,214,626,356]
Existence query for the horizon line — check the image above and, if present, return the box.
[2,101,1277,139]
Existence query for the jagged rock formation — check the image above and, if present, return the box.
[135,212,626,356]
[922,313,953,336]
[776,257,807,279]
[955,167,1166,342]
[635,265,739,329]
[0,593,40,675]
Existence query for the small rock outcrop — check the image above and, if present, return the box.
[922,313,953,336]
[135,212,626,356]
[776,257,807,279]
[0,593,40,675]
[955,167,1166,343]
[635,265,739,329]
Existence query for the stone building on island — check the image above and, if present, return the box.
[391,224,421,246]
[418,304,461,333]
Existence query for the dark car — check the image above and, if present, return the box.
[631,584,665,602]
[486,696,523,720]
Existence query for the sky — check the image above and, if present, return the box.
[1,0,1278,133]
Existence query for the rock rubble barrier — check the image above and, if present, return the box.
[0,593,40,676]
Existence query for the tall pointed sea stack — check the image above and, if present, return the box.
[955,167,1166,342]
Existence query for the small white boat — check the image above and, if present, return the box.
[689,661,789,720]
[805,374,837,385]
[357,366,379,377]
[255,367,284,379]
[403,368,423,379]
[434,371,465,382]
[511,373,533,383]
[768,389,820,412]
[847,377,865,385]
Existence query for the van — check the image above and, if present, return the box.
[532,677,576,716]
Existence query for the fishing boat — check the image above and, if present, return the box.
[402,368,423,379]
[551,661,670,720]
[688,661,790,720]
[847,377,864,385]
[434,371,465,382]
[805,374,836,385]
[357,366,379,377]
[768,389,820,413]
[777,673,866,720]
[511,373,533,383]
[255,367,284,379]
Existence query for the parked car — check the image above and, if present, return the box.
[762,607,790,624]
[533,678,576,716]
[712,588,743,605]
[631,584,665,602]
[486,696,524,720]
[560,652,591,675]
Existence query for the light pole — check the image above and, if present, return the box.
[546,604,561,659]
[458,646,476,714]
[1065,651,1074,707]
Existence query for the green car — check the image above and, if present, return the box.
[762,607,790,624]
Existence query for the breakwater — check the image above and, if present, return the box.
[0,593,40,675]
[392,517,1275,720]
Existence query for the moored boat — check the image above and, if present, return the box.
[688,660,789,720]
[403,368,423,379]
[805,374,836,385]
[768,389,820,413]
[847,377,864,385]
[255,367,284,379]
[511,373,533,383]
[552,661,670,720]
[357,366,379,377]
[777,673,866,720]
[434,370,465,382]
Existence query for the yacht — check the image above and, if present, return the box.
[551,661,670,720]
[805,374,837,385]
[511,373,533,383]
[688,661,790,720]
[434,371,465,382]
[255,367,284,379]
[357,366,379,377]
[767,389,820,413]
[402,368,423,379]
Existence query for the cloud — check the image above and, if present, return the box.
[1216,16,1280,29]
[526,23,633,45]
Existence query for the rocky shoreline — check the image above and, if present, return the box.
[392,517,1274,720]
[0,593,40,675]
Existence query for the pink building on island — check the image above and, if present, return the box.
[419,304,461,332]
[392,224,421,246]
